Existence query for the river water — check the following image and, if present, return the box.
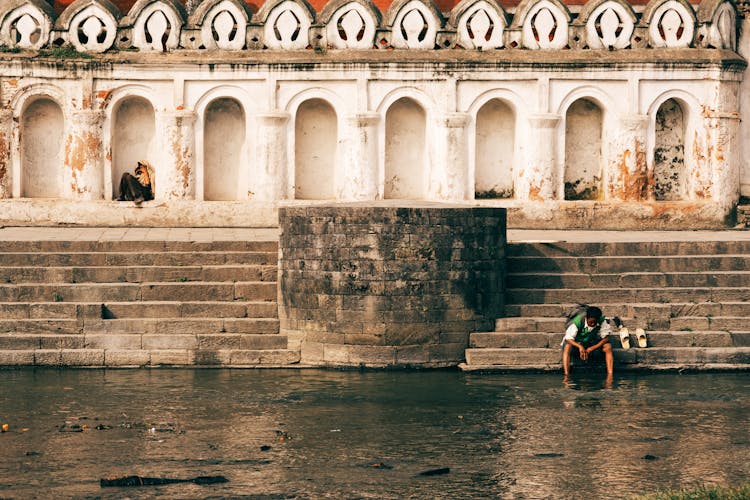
[0,369,748,499]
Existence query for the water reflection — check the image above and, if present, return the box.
[0,369,747,499]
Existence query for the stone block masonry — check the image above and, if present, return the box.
[279,205,506,367]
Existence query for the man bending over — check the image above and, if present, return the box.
[562,305,613,378]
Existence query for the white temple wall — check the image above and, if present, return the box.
[0,57,743,227]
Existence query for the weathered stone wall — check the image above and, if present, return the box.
[279,205,506,367]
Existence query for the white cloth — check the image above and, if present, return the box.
[561,319,611,346]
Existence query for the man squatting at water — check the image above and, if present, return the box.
[561,306,615,378]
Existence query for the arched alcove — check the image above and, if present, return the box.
[475,98,515,198]
[384,97,425,199]
[112,96,155,199]
[654,98,686,201]
[564,98,603,200]
[294,99,337,200]
[21,97,64,198]
[204,97,246,201]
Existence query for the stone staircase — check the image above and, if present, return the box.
[0,239,299,367]
[462,240,750,372]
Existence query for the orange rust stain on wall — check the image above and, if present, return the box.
[0,132,7,188]
[613,144,650,201]
[528,185,543,201]
[7,80,17,88]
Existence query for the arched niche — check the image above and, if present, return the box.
[579,0,636,49]
[564,98,603,200]
[654,98,686,201]
[0,0,56,50]
[475,98,515,199]
[204,97,246,201]
[384,97,426,199]
[55,0,121,53]
[189,0,252,50]
[257,0,315,50]
[643,0,696,48]
[385,0,443,49]
[449,0,507,50]
[319,0,380,50]
[112,96,155,200]
[294,99,337,200]
[21,97,64,198]
[697,0,737,49]
[511,0,571,49]
[125,0,186,51]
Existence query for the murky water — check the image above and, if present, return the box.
[0,369,748,499]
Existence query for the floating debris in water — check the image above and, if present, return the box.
[533,453,565,458]
[642,455,659,460]
[100,475,229,488]
[418,467,450,476]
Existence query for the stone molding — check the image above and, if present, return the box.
[0,0,739,52]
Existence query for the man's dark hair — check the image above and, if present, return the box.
[585,306,602,320]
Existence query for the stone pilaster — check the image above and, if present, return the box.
[704,110,742,207]
[606,115,650,201]
[0,109,12,199]
[156,110,196,199]
[64,110,104,200]
[253,112,290,201]
[520,114,560,201]
[429,113,471,201]
[338,113,379,201]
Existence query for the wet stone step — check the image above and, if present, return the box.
[462,346,750,369]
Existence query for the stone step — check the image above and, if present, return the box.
[0,332,288,350]
[506,287,750,304]
[496,315,750,333]
[0,319,82,334]
[96,301,278,319]
[506,255,750,273]
[504,302,750,318]
[0,348,300,367]
[0,252,277,267]
[507,271,750,289]
[470,331,750,349]
[462,346,750,370]
[84,317,280,335]
[0,301,278,319]
[506,241,750,257]
[0,240,278,253]
[0,265,277,284]
[0,282,277,302]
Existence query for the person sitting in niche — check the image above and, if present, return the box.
[118,161,154,204]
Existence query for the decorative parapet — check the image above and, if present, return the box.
[0,0,740,52]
